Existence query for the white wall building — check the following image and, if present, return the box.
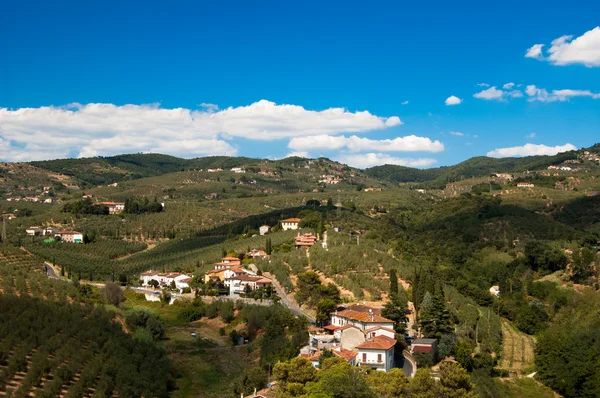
[280,218,301,231]
[259,225,270,235]
[356,335,396,372]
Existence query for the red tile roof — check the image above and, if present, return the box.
[356,335,397,350]
[323,325,339,331]
[281,218,301,223]
[335,309,394,324]
[412,345,433,353]
[364,326,396,334]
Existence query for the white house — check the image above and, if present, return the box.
[98,202,125,214]
[231,167,246,173]
[330,305,395,331]
[280,218,301,231]
[259,225,270,235]
[140,271,192,293]
[207,168,223,172]
[247,249,268,259]
[26,226,42,236]
[356,335,396,372]
[228,275,272,296]
[517,182,535,188]
[54,231,84,243]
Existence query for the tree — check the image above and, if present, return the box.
[160,290,172,305]
[273,356,317,396]
[381,295,408,335]
[436,362,477,397]
[389,269,398,296]
[318,349,334,368]
[420,293,453,339]
[265,237,272,255]
[316,299,337,325]
[454,340,474,371]
[365,368,409,398]
[102,281,125,307]
[235,367,268,396]
[149,279,159,289]
[438,334,456,359]
[304,359,376,398]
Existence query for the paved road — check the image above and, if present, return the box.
[268,272,316,324]
[44,263,59,279]
[402,351,416,378]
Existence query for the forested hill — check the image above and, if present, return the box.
[364,148,595,188]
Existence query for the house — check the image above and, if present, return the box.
[295,233,318,248]
[489,286,500,297]
[411,338,438,356]
[140,271,193,293]
[229,275,272,296]
[330,304,395,332]
[43,198,53,204]
[1,212,17,220]
[364,187,382,192]
[247,249,268,259]
[55,231,84,243]
[517,182,534,188]
[259,225,270,235]
[230,167,246,173]
[98,202,125,214]
[207,168,223,172]
[356,335,397,372]
[493,173,513,180]
[300,346,358,368]
[108,182,118,187]
[203,257,244,283]
[26,226,42,236]
[280,218,301,231]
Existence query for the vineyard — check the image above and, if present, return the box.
[499,319,536,373]
[0,295,171,398]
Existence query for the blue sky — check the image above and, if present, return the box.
[1,0,599,168]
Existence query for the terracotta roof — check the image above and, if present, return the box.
[335,309,394,324]
[222,256,241,261]
[55,231,82,235]
[364,326,396,334]
[338,324,361,332]
[179,277,193,283]
[323,325,339,331]
[281,218,301,223]
[232,275,263,282]
[332,347,358,362]
[356,335,397,350]
[255,278,272,284]
[343,304,382,315]
[206,269,223,275]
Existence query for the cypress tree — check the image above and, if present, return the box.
[389,268,398,296]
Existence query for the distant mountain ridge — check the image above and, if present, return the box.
[22,143,600,188]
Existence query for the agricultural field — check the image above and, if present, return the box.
[499,320,536,374]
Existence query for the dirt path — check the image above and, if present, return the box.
[115,242,156,261]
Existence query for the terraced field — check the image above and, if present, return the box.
[499,319,536,373]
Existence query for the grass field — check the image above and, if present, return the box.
[499,319,536,373]
[493,377,558,398]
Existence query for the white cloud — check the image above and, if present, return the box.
[285,151,309,158]
[473,134,479,138]
[474,86,523,101]
[450,131,464,136]
[445,95,462,106]
[336,153,437,169]
[526,133,536,139]
[525,27,600,67]
[525,44,544,59]
[487,143,577,158]
[473,86,505,100]
[0,100,402,161]
[477,83,490,87]
[503,82,515,89]
[402,101,409,105]
[288,134,445,153]
[199,103,219,112]
[525,85,600,102]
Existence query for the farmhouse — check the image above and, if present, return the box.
[140,271,192,293]
[204,257,245,283]
[330,304,395,331]
[207,168,223,172]
[489,285,500,297]
[228,274,272,296]
[230,167,246,173]
[517,182,535,188]
[295,233,318,248]
[247,249,268,259]
[98,202,125,214]
[280,218,301,231]
[54,231,84,243]
[259,225,270,235]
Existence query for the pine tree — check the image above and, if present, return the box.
[420,293,453,339]
[266,237,272,255]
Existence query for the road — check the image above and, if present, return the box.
[44,262,59,279]
[267,272,316,324]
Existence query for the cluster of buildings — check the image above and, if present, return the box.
[517,182,535,188]
[26,227,84,243]
[140,271,193,293]
[547,165,578,172]
[6,196,53,203]
[303,303,437,374]
[318,175,341,185]
[280,218,301,231]
[492,173,514,181]
[203,256,272,296]
[580,151,600,163]
[302,304,398,372]
[98,201,125,214]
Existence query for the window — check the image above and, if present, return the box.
[377,354,382,363]
[362,353,366,363]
